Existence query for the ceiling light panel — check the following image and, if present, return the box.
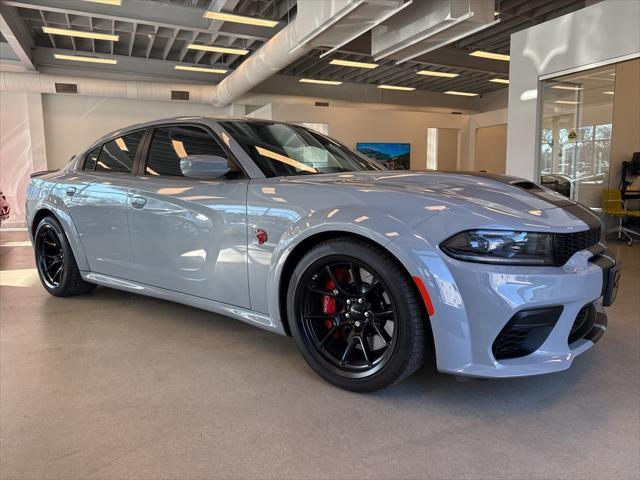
[329,59,378,69]
[554,100,581,105]
[43,26,119,41]
[489,78,509,84]
[83,0,122,5]
[204,11,278,28]
[551,85,583,91]
[175,65,227,74]
[54,53,118,64]
[469,50,510,61]
[445,90,478,96]
[416,70,459,78]
[377,85,415,91]
[299,79,343,85]
[187,44,249,55]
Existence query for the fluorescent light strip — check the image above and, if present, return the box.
[175,65,227,74]
[377,85,415,91]
[489,78,509,84]
[551,85,583,91]
[554,100,581,105]
[54,53,117,64]
[83,0,122,4]
[43,26,119,41]
[329,59,378,69]
[187,44,249,55]
[204,11,278,28]
[299,78,342,85]
[469,50,510,61]
[416,70,459,78]
[444,90,478,96]
[603,91,615,95]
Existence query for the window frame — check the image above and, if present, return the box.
[136,123,248,180]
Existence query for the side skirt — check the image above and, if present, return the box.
[82,272,283,334]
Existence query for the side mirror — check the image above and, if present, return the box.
[179,155,231,179]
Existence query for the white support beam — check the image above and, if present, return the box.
[0,4,36,71]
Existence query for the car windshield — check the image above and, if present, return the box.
[219,121,383,177]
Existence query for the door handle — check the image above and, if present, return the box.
[66,187,76,197]
[131,195,147,209]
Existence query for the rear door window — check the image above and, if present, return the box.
[95,130,145,174]
[83,146,101,171]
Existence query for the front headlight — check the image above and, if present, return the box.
[440,230,554,266]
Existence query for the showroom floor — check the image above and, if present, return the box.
[1,229,638,480]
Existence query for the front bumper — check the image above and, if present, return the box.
[389,235,619,378]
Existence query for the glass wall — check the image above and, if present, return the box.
[538,64,616,218]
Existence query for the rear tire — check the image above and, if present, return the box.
[34,216,96,297]
[288,238,427,392]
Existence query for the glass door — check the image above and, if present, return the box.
[538,64,616,219]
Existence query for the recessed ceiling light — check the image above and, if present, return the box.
[489,78,509,84]
[377,85,415,91]
[444,90,478,96]
[175,65,227,74]
[204,11,278,27]
[43,26,119,41]
[83,0,122,5]
[416,70,459,78]
[299,78,343,85]
[469,50,510,61]
[329,59,378,69]
[603,91,615,95]
[187,44,249,55]
[551,85,583,91]
[54,53,118,64]
[554,100,581,105]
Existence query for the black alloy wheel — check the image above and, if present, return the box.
[34,216,96,297]
[36,223,65,289]
[299,259,398,378]
[288,238,427,392]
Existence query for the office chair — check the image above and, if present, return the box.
[602,189,640,245]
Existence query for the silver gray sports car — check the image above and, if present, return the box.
[26,117,620,391]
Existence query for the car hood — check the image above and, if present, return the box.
[283,171,574,213]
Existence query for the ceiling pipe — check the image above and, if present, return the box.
[210,19,310,107]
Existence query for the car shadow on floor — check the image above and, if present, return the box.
[30,284,602,419]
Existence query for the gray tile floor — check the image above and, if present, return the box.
[1,230,639,480]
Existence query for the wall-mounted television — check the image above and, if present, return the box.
[356,142,410,170]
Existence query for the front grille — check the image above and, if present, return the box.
[553,227,601,265]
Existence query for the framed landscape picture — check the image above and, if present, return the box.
[356,142,410,170]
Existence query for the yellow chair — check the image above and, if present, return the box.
[602,189,640,245]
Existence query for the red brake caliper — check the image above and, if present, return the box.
[322,268,348,331]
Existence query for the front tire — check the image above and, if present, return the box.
[288,238,427,392]
[34,216,96,297]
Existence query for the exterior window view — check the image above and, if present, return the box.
[0,1,638,479]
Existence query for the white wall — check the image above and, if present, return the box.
[269,103,471,170]
[468,108,508,172]
[42,94,231,169]
[506,0,640,180]
[0,92,46,227]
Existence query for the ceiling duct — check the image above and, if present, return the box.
[212,0,413,107]
[371,0,498,64]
